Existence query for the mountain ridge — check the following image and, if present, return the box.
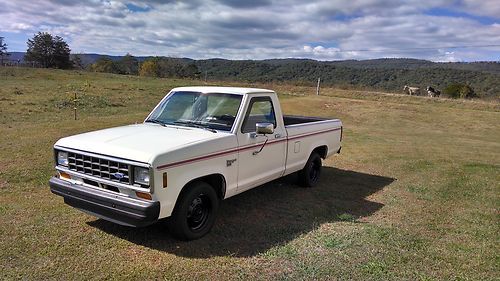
[6,51,500,74]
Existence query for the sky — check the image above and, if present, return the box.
[1,0,499,62]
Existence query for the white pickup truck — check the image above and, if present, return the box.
[49,87,342,240]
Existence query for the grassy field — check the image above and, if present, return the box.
[0,67,498,280]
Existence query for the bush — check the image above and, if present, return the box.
[443,83,476,99]
[90,57,121,74]
[139,59,161,77]
[118,53,139,75]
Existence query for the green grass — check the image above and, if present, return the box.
[0,67,499,280]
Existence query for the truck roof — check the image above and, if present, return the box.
[170,86,275,95]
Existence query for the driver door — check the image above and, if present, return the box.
[236,96,286,191]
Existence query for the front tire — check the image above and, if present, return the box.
[298,152,322,187]
[168,181,219,240]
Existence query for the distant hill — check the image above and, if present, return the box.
[6,52,25,62]
[262,58,500,74]
[9,52,499,74]
[5,52,499,98]
[7,52,147,65]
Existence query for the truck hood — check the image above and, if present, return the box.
[55,123,226,164]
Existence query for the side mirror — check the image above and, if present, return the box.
[256,122,274,135]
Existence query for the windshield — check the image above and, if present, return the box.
[146,91,243,131]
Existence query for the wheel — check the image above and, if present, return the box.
[168,181,219,240]
[298,152,322,187]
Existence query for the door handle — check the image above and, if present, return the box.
[275,134,281,139]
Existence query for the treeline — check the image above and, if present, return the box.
[290,58,500,74]
[89,55,200,79]
[194,59,499,98]
[2,32,201,79]
[86,56,499,98]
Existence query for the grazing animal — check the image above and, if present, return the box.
[403,85,420,96]
[426,86,441,97]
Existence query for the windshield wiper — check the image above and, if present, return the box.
[173,120,217,133]
[145,119,167,126]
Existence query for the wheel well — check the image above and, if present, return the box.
[182,174,226,200]
[313,145,328,159]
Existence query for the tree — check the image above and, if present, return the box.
[157,58,184,77]
[443,83,476,99]
[118,53,139,75]
[181,62,201,78]
[458,84,476,99]
[139,59,161,77]
[25,32,71,69]
[71,54,85,70]
[0,37,9,65]
[90,57,120,73]
[52,36,71,68]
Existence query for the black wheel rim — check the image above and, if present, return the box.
[309,159,321,182]
[187,194,210,231]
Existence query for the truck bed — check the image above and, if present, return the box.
[283,115,342,176]
[283,115,328,126]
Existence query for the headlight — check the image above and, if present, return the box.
[57,151,68,166]
[134,167,150,186]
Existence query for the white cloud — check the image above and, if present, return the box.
[458,0,500,18]
[8,23,33,32]
[0,0,499,61]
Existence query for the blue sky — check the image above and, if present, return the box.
[1,0,499,61]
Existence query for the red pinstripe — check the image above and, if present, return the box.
[156,127,341,170]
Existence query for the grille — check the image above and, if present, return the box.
[67,152,131,184]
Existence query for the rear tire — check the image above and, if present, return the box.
[168,181,219,240]
[298,152,322,187]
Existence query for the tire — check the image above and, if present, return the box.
[298,152,322,187]
[168,181,219,240]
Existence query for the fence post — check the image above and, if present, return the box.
[316,77,321,95]
[73,92,77,120]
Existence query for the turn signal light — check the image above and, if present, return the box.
[60,172,71,180]
[135,191,152,200]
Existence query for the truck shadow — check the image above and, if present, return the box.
[87,167,395,258]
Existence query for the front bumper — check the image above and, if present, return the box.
[49,177,159,227]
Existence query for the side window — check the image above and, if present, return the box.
[241,97,276,133]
